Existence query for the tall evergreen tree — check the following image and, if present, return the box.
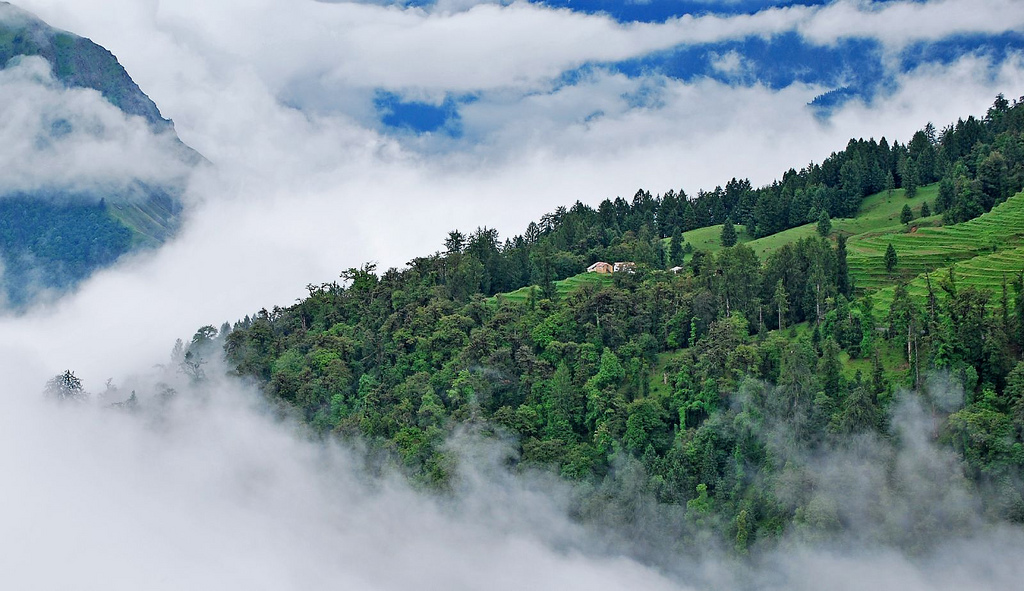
[902,158,919,198]
[721,217,737,247]
[836,234,851,297]
[884,243,898,273]
[900,203,913,224]
[774,280,789,330]
[817,210,832,237]
[669,229,683,266]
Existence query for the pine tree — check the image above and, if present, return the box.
[44,370,86,403]
[884,243,898,273]
[902,159,918,198]
[900,203,913,224]
[774,280,789,330]
[721,217,737,247]
[669,229,683,266]
[817,210,832,237]
[920,201,931,217]
[836,234,851,296]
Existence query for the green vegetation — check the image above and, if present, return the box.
[166,95,1024,555]
[106,190,184,249]
[0,197,132,305]
[664,223,752,258]
[720,217,738,247]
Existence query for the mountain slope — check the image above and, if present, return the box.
[0,2,197,307]
[0,1,166,129]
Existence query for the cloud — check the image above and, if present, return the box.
[0,2,1022,585]
[0,358,694,591]
[1,354,1022,589]
[19,0,1024,106]
[0,56,191,198]
[799,0,1024,50]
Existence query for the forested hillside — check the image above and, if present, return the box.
[172,95,1024,552]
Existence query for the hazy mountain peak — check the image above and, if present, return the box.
[0,2,200,308]
[0,1,171,130]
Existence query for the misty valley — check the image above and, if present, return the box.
[3,1,1024,590]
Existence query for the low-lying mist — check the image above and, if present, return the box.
[3,347,1021,591]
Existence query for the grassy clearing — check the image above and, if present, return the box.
[743,184,940,259]
[660,224,753,261]
[107,198,181,249]
[841,183,940,236]
[684,224,752,253]
[747,224,818,258]
[491,271,614,305]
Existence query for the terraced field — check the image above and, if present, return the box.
[847,190,1024,294]
[872,245,1024,312]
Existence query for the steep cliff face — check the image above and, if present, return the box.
[0,2,199,307]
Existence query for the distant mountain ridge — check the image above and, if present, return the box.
[0,1,168,129]
[0,2,199,307]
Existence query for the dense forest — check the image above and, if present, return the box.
[0,196,132,305]
[128,95,1024,553]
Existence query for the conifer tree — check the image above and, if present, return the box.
[900,203,913,224]
[817,210,832,237]
[774,280,789,330]
[669,229,683,265]
[902,159,919,198]
[884,243,898,273]
[721,217,737,247]
[836,234,851,297]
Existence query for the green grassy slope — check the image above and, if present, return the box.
[107,196,182,249]
[682,224,752,254]
[744,184,940,259]
[847,190,1024,294]
[659,224,753,262]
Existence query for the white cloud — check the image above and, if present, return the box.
[0,359,694,591]
[799,0,1024,50]
[0,56,191,197]
[18,0,1024,108]
[0,0,1017,379]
